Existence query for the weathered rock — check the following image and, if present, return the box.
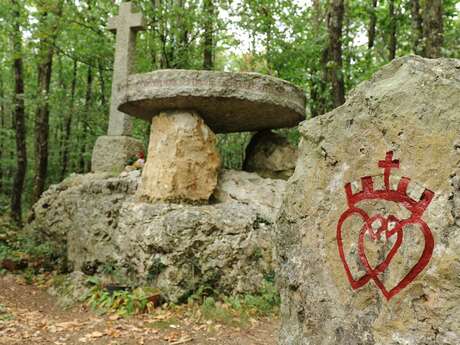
[213,169,286,223]
[91,136,144,174]
[137,111,220,203]
[118,69,306,133]
[29,169,281,303]
[276,56,460,345]
[243,130,298,180]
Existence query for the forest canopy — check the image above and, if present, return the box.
[0,0,459,224]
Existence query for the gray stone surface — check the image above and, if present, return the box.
[29,169,285,303]
[118,69,306,133]
[91,135,144,174]
[107,2,145,136]
[213,169,286,223]
[243,130,298,180]
[276,56,460,345]
[138,110,221,203]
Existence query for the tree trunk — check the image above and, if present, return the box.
[203,0,214,70]
[410,0,423,55]
[32,3,62,203]
[10,0,27,225]
[98,61,106,107]
[151,0,170,68]
[60,60,77,181]
[174,0,189,68]
[388,0,397,60]
[78,65,93,173]
[326,0,345,108]
[55,55,65,173]
[368,0,378,49]
[262,5,274,74]
[423,0,443,58]
[309,0,328,117]
[0,72,4,193]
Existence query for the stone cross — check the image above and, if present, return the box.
[107,2,145,136]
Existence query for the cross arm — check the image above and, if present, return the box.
[107,3,146,33]
[107,16,118,33]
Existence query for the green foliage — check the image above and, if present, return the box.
[0,303,13,321]
[186,280,280,327]
[0,217,63,273]
[82,276,159,316]
[217,132,251,169]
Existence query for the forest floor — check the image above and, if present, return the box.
[0,275,278,345]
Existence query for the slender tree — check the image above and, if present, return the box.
[410,0,423,55]
[97,61,106,107]
[326,0,345,107]
[10,0,27,225]
[261,4,275,74]
[0,72,4,193]
[78,65,93,173]
[151,0,169,68]
[32,0,63,203]
[60,60,77,180]
[388,0,397,60]
[423,0,443,58]
[368,0,378,49]
[309,0,329,117]
[203,0,214,70]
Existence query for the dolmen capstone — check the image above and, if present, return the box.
[117,69,305,203]
[276,56,460,345]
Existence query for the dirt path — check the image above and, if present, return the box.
[0,275,278,345]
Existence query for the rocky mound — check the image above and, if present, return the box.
[29,170,285,303]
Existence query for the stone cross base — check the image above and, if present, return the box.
[91,135,144,174]
[137,110,221,203]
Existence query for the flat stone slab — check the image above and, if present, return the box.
[117,70,306,133]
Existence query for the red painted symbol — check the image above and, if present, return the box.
[336,151,434,300]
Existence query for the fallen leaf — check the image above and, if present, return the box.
[88,330,105,338]
[109,314,121,321]
[170,337,193,345]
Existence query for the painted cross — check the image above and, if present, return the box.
[378,151,399,190]
[107,2,145,136]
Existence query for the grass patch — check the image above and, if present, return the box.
[81,276,160,317]
[0,303,13,321]
[181,280,280,328]
[0,216,63,275]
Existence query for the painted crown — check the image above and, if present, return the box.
[344,151,434,216]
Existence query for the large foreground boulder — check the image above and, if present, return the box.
[29,170,285,302]
[276,56,460,345]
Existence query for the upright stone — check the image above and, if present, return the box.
[91,2,145,174]
[107,2,144,136]
[137,111,221,203]
[276,56,460,345]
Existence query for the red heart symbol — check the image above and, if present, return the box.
[337,209,402,290]
[358,217,434,300]
[336,152,435,301]
[358,214,403,274]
